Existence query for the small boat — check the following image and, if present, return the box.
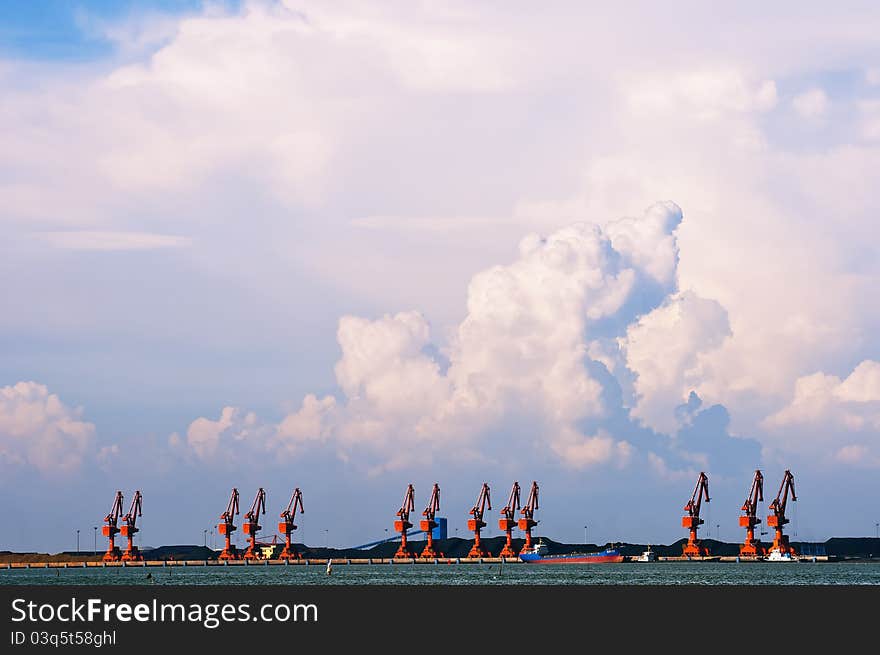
[765,549,797,562]
[635,546,656,562]
[519,539,624,564]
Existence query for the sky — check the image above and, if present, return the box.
[2,1,880,553]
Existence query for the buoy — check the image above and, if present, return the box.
[326,560,332,576]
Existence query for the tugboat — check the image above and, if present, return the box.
[635,546,657,562]
[519,539,624,564]
[765,548,797,562]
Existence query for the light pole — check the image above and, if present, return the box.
[203,529,207,548]
[716,524,720,542]
[324,529,329,548]
[875,522,878,539]
[93,527,97,556]
[584,525,588,545]
[76,529,80,554]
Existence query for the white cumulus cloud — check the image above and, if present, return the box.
[763,360,880,466]
[0,382,95,473]
[180,202,748,473]
[620,291,731,434]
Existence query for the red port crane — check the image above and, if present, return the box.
[498,481,521,558]
[394,484,416,559]
[420,483,442,558]
[467,483,492,558]
[739,470,766,557]
[119,490,143,562]
[682,472,711,557]
[101,491,124,562]
[218,488,240,561]
[767,470,797,556]
[278,488,304,560]
[242,488,267,560]
[518,481,539,555]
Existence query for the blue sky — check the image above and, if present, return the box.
[2,1,880,553]
[0,1,216,59]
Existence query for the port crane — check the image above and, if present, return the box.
[467,483,492,558]
[767,470,797,556]
[119,490,143,562]
[419,483,442,558]
[739,470,766,557]
[682,472,711,557]
[242,488,266,560]
[218,487,240,561]
[101,491,124,562]
[278,488,304,560]
[393,484,416,559]
[498,481,521,557]
[518,481,539,555]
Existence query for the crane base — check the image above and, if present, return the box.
[682,546,711,557]
[393,546,414,559]
[102,548,121,563]
[739,541,767,557]
[499,544,517,557]
[419,546,441,558]
[120,548,143,562]
[218,548,240,561]
[467,545,490,558]
[278,548,302,560]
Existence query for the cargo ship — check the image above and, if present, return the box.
[518,540,624,564]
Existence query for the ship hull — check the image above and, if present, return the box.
[519,551,624,564]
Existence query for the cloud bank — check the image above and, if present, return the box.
[175,202,760,476]
[0,382,95,473]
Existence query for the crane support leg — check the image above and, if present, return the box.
[394,522,413,559]
[467,521,489,558]
[498,519,517,557]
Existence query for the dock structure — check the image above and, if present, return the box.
[1,554,840,569]
[2,557,522,569]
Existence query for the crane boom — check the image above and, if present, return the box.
[119,490,143,562]
[467,483,492,558]
[243,488,266,560]
[278,487,304,560]
[517,481,540,554]
[499,481,521,557]
[419,483,442,558]
[218,488,240,561]
[767,470,797,556]
[394,484,416,559]
[101,491,124,562]
[682,472,711,557]
[739,470,766,557]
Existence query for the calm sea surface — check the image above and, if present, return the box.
[2,561,878,585]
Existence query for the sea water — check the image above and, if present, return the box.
[2,561,878,585]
